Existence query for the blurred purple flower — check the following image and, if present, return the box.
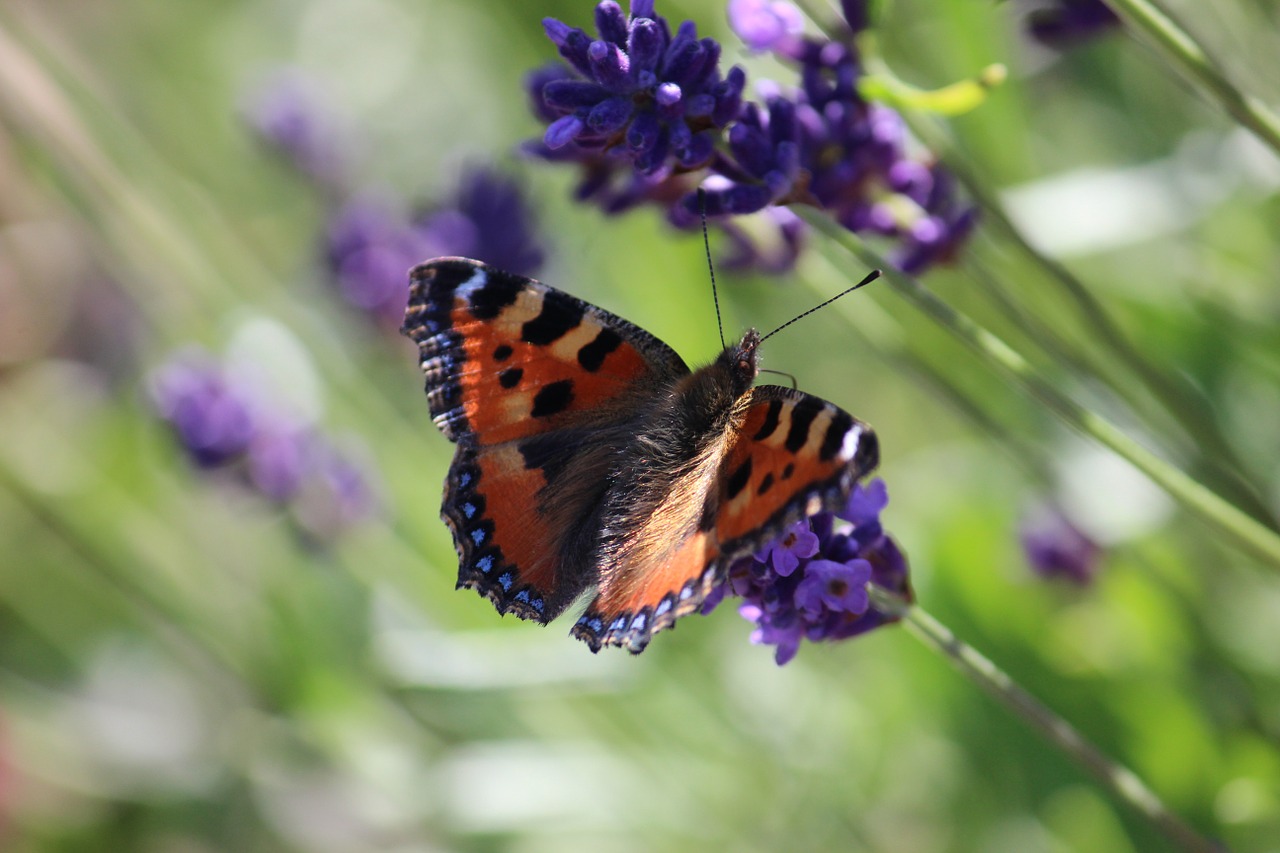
[242,69,351,187]
[416,167,546,277]
[707,479,912,665]
[247,425,312,501]
[149,351,256,468]
[1025,0,1120,47]
[838,0,871,34]
[1020,507,1102,585]
[727,0,804,53]
[715,206,806,273]
[149,349,380,539]
[326,167,545,327]
[325,195,433,327]
[292,438,381,539]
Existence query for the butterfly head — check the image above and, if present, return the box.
[720,328,762,394]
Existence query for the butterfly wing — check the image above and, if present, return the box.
[571,385,878,652]
[402,257,689,622]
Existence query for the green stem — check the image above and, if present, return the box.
[959,255,1277,525]
[868,587,1224,853]
[806,214,1280,571]
[1103,0,1280,157]
[958,157,1273,525]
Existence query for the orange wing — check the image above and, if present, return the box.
[571,385,878,652]
[403,258,687,445]
[402,258,689,623]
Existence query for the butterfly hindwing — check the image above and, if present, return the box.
[402,258,690,622]
[570,385,878,653]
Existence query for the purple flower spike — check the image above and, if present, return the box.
[242,69,351,188]
[248,425,311,501]
[1021,506,1102,585]
[526,0,975,275]
[839,0,871,34]
[1026,0,1121,47]
[714,478,912,664]
[293,440,381,538]
[150,349,382,542]
[728,0,805,53]
[761,521,820,577]
[325,195,431,327]
[325,166,544,327]
[796,559,872,617]
[841,477,887,524]
[422,166,546,278]
[150,352,257,468]
[527,1,745,180]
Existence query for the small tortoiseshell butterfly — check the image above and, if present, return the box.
[402,257,879,653]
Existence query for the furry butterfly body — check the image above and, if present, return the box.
[402,257,878,652]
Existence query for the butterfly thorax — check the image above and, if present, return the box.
[669,329,760,435]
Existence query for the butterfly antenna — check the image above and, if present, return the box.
[758,269,882,344]
[697,189,727,350]
[759,368,798,390]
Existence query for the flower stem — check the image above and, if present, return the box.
[806,214,1280,571]
[946,149,1274,526]
[867,586,1225,853]
[1103,0,1280,157]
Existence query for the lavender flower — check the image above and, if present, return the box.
[1025,0,1121,47]
[150,351,256,468]
[291,438,382,540]
[149,349,380,538]
[1020,506,1101,585]
[325,195,435,328]
[416,167,546,277]
[325,167,545,327]
[242,69,351,188]
[727,0,804,54]
[525,0,976,276]
[759,519,819,577]
[531,1,746,174]
[707,478,912,665]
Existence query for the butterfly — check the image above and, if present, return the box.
[401,257,879,653]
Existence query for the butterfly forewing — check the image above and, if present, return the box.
[403,258,687,445]
[402,258,690,622]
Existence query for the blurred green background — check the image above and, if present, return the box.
[2,0,1279,850]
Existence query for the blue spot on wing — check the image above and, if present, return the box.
[470,528,486,545]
